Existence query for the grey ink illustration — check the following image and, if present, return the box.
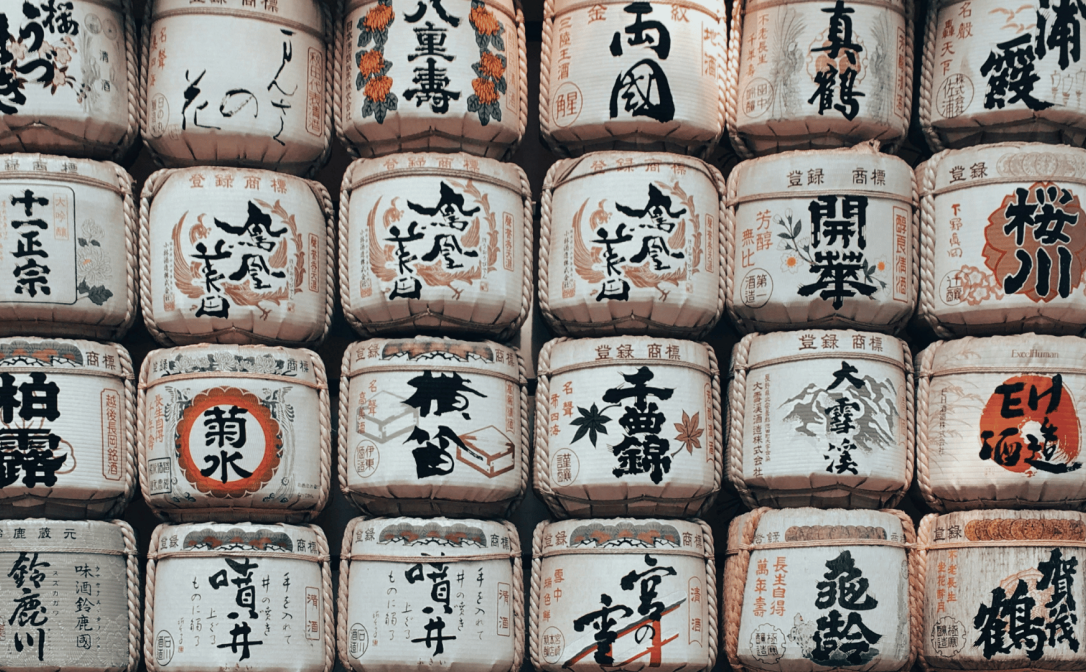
[76,219,113,306]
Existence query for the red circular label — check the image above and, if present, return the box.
[978,374,1081,475]
[175,387,282,497]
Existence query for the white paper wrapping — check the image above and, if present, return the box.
[140,0,332,176]
[540,0,726,156]
[140,166,334,347]
[918,143,1086,336]
[340,153,531,339]
[725,508,915,672]
[145,522,332,672]
[540,151,725,337]
[336,0,526,159]
[535,337,721,518]
[920,0,1086,150]
[916,334,1086,511]
[0,519,138,672]
[727,145,917,333]
[727,330,913,510]
[530,518,717,672]
[339,337,527,517]
[727,0,912,157]
[337,516,523,672]
[138,344,330,523]
[0,154,136,341]
[0,338,135,520]
[0,0,136,160]
[918,510,1086,671]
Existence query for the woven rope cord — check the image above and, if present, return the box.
[143,523,163,672]
[903,165,921,333]
[505,519,526,672]
[337,516,361,670]
[312,350,332,518]
[514,3,528,155]
[726,0,751,159]
[114,162,139,338]
[723,509,768,672]
[113,519,141,672]
[307,179,337,345]
[701,344,724,515]
[118,0,138,160]
[724,164,742,330]
[537,162,560,333]
[339,164,367,334]
[533,339,563,517]
[917,157,950,336]
[915,514,936,672]
[138,168,174,339]
[136,346,153,515]
[706,163,729,338]
[884,509,920,672]
[510,344,531,516]
[528,521,545,670]
[710,14,726,155]
[337,346,352,509]
[699,518,718,671]
[313,524,335,672]
[499,163,535,341]
[899,0,916,150]
[538,0,554,148]
[918,0,942,152]
[107,345,139,518]
[139,0,168,169]
[914,345,942,511]
[889,341,917,508]
[726,334,757,508]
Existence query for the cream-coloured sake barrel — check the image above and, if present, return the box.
[920,0,1086,150]
[918,510,1086,671]
[0,519,139,672]
[727,0,913,157]
[918,143,1086,336]
[336,0,526,159]
[0,154,136,340]
[541,152,725,337]
[0,1,137,160]
[540,0,725,156]
[338,516,523,672]
[339,337,527,517]
[724,508,916,672]
[145,522,332,672]
[140,167,334,346]
[535,337,721,518]
[340,153,531,339]
[727,330,914,509]
[727,145,918,333]
[140,0,332,176]
[530,518,717,672]
[916,334,1086,511]
[0,338,135,519]
[138,344,330,523]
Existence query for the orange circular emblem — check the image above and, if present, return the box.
[978,374,1081,475]
[175,387,282,497]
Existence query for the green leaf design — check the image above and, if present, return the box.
[569,403,612,447]
[86,285,113,306]
[77,279,89,294]
[792,220,801,238]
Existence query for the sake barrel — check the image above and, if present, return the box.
[144,522,332,672]
[138,343,330,523]
[917,143,1086,337]
[336,0,526,159]
[530,518,717,672]
[540,152,725,337]
[918,510,1086,671]
[338,516,523,672]
[915,334,1086,511]
[340,153,531,339]
[0,154,136,340]
[339,337,527,517]
[920,0,1086,150]
[726,0,913,157]
[140,166,334,347]
[0,1,137,160]
[540,0,726,156]
[724,508,916,672]
[534,337,721,518]
[0,519,139,671]
[727,330,913,509]
[727,145,918,333]
[140,0,332,176]
[0,338,135,519]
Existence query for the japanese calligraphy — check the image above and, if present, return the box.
[0,2,80,114]
[978,374,1082,475]
[0,372,67,489]
[210,557,264,661]
[811,551,882,665]
[609,3,675,122]
[6,552,49,661]
[809,0,865,120]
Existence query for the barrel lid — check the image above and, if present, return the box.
[345,337,521,382]
[738,330,907,371]
[542,336,712,377]
[919,333,1086,376]
[730,145,913,202]
[143,343,321,387]
[0,337,131,379]
[150,521,325,559]
[920,142,1086,196]
[150,166,321,201]
[537,517,709,558]
[926,509,1086,547]
[551,0,724,21]
[0,519,130,555]
[733,507,907,551]
[152,0,324,33]
[346,0,517,21]
[544,151,718,192]
[0,153,123,190]
[345,516,517,561]
[345,153,526,195]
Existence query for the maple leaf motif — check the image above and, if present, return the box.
[570,403,612,447]
[674,411,702,454]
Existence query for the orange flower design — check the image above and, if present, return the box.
[479,51,504,79]
[357,50,385,78]
[472,78,499,105]
[365,75,393,102]
[469,5,500,35]
[363,3,394,31]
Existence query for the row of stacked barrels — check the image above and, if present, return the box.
[7,508,1085,672]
